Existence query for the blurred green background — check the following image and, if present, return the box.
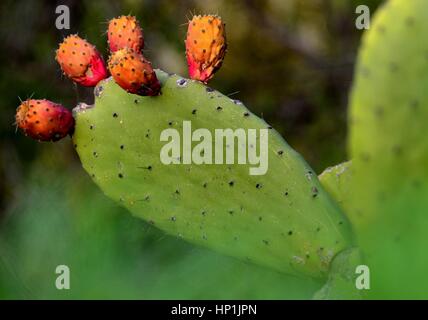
[0,0,382,299]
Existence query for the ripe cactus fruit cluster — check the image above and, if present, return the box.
[56,35,108,87]
[185,15,227,83]
[107,15,144,53]
[15,99,74,141]
[108,48,160,96]
[106,15,160,96]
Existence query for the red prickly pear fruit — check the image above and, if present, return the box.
[108,48,161,96]
[107,15,144,53]
[15,99,75,142]
[185,15,227,83]
[56,34,108,87]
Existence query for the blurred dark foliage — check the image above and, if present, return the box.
[0,0,383,298]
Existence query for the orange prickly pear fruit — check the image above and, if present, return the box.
[185,14,227,83]
[15,99,75,142]
[107,15,144,53]
[55,34,108,87]
[108,48,161,96]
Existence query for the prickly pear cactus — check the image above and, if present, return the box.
[73,70,353,279]
[348,0,428,297]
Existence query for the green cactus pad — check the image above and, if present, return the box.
[73,70,352,279]
[319,161,354,225]
[348,0,428,297]
[313,247,362,300]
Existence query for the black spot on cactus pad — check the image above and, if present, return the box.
[311,187,319,198]
[389,62,398,73]
[176,78,187,87]
[405,16,415,27]
[94,85,104,98]
[410,100,419,110]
